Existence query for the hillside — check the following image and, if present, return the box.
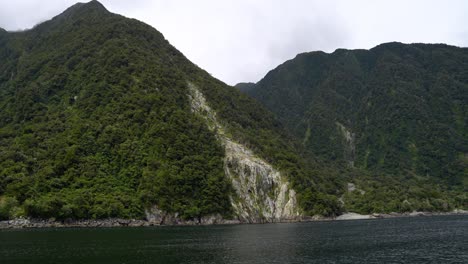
[0,1,346,222]
[0,2,465,222]
[234,82,256,93]
[242,43,468,213]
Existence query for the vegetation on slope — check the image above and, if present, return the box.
[0,1,233,220]
[0,1,342,220]
[243,43,468,213]
[234,82,256,93]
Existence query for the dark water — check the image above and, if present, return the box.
[0,215,467,264]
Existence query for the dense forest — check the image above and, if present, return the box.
[0,1,342,221]
[241,43,467,213]
[0,1,466,221]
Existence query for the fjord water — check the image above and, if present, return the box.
[1,216,466,264]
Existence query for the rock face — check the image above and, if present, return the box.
[336,213,376,220]
[336,122,356,167]
[144,206,241,225]
[187,82,300,223]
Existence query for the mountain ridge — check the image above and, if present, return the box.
[0,1,343,222]
[0,1,465,222]
[241,42,467,213]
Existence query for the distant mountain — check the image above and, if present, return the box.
[235,82,256,93]
[244,43,467,212]
[0,1,339,222]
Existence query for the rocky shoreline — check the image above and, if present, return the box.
[1,210,467,229]
[0,216,243,229]
[333,210,468,221]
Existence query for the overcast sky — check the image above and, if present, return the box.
[1,0,467,85]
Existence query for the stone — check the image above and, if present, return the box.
[187,82,301,223]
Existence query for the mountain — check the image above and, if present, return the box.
[241,43,467,212]
[0,2,465,223]
[0,1,346,223]
[234,82,256,93]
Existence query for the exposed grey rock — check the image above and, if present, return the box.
[187,82,300,223]
[336,212,376,220]
[336,122,356,167]
[1,210,467,229]
[346,182,365,195]
[347,183,356,192]
[409,211,427,217]
[145,206,241,225]
[452,209,468,214]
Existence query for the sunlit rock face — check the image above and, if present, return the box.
[187,82,300,223]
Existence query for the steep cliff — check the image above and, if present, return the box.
[188,82,299,222]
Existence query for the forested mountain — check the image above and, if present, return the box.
[242,43,467,213]
[0,1,465,222]
[0,1,344,222]
[234,82,256,93]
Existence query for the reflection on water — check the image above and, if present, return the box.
[0,215,467,263]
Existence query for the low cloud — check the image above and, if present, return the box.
[1,0,467,85]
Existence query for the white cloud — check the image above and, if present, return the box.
[1,0,467,85]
